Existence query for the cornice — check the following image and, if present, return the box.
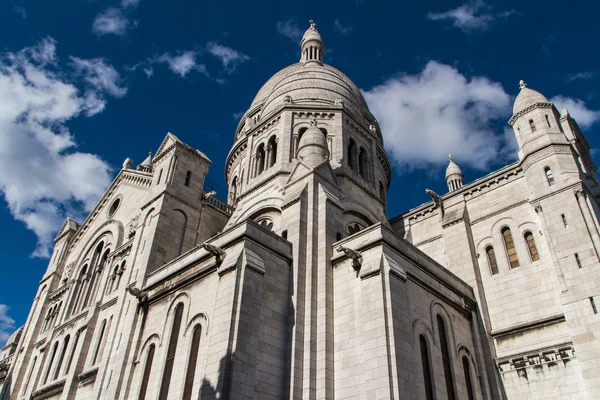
[414,234,443,247]
[509,102,554,125]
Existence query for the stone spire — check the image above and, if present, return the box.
[445,154,464,192]
[300,20,325,64]
[137,152,153,172]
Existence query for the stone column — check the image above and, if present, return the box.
[576,190,600,261]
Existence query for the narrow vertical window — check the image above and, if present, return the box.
[358,147,368,180]
[590,297,598,314]
[379,182,385,200]
[53,335,70,379]
[64,330,80,375]
[43,341,59,384]
[462,356,475,400]
[524,232,540,262]
[529,119,536,132]
[545,166,555,186]
[562,214,569,228]
[502,227,520,269]
[419,335,434,400]
[347,139,356,171]
[92,319,107,365]
[486,246,499,275]
[437,315,456,400]
[545,114,551,127]
[139,344,155,400]
[268,136,277,167]
[22,356,37,396]
[575,253,583,268]
[159,303,184,400]
[157,169,163,185]
[184,171,191,186]
[182,324,202,400]
[281,230,288,240]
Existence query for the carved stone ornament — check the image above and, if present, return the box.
[534,205,543,213]
[425,188,444,216]
[335,97,344,105]
[336,245,363,271]
[127,214,140,239]
[126,286,148,303]
[202,242,226,265]
[62,262,75,283]
[283,95,293,104]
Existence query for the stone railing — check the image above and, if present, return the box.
[121,170,152,188]
[203,192,235,215]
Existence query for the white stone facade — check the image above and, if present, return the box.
[1,23,599,400]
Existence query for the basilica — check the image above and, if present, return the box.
[1,21,600,399]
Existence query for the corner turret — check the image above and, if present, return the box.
[445,154,464,192]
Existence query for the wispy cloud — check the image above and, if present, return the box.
[0,305,15,346]
[233,111,244,120]
[157,51,207,78]
[121,0,141,8]
[363,61,513,170]
[566,71,597,83]
[334,19,353,35]
[92,8,129,36]
[0,38,115,256]
[551,96,600,128]
[427,0,515,33]
[276,18,303,42]
[14,6,27,19]
[206,42,249,73]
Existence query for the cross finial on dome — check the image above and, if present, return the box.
[519,80,527,89]
[449,154,453,162]
[309,19,316,29]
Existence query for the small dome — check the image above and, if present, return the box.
[445,154,463,179]
[297,120,329,167]
[513,80,549,115]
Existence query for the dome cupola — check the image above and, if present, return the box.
[513,80,550,115]
[445,154,464,192]
[297,118,329,167]
[300,20,325,64]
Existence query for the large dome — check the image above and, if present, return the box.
[248,62,370,118]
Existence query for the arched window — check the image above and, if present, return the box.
[347,139,356,171]
[462,356,475,400]
[70,265,88,316]
[159,303,184,399]
[529,119,536,132]
[486,246,499,275]
[524,232,539,262]
[22,356,37,396]
[53,335,70,379]
[419,335,434,400]
[358,147,368,180]
[545,114,551,127]
[113,261,125,292]
[379,182,385,200]
[43,341,59,384]
[92,319,107,365]
[230,176,238,206]
[545,166,555,186]
[256,144,266,176]
[347,222,364,235]
[437,315,456,400]
[184,171,191,186]
[173,210,187,256]
[64,330,81,375]
[139,344,155,400]
[502,227,520,269]
[268,136,277,168]
[182,324,202,400]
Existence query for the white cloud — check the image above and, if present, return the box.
[566,71,597,83]
[427,1,514,33]
[157,51,207,78]
[276,18,303,42]
[0,305,15,345]
[206,42,249,73]
[121,0,141,8]
[92,8,129,36]
[334,19,353,35]
[363,61,512,170]
[71,57,128,98]
[551,96,600,129]
[0,38,114,257]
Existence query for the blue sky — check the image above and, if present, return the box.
[0,0,599,343]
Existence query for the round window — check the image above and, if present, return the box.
[108,197,121,217]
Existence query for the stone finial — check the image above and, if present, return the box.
[449,154,453,162]
[309,19,316,29]
[123,158,133,169]
[519,80,527,89]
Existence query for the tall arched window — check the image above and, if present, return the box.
[230,176,238,206]
[379,182,385,201]
[419,335,434,400]
[502,227,520,269]
[92,319,107,365]
[437,315,456,400]
[462,356,475,400]
[524,232,540,262]
[529,119,536,132]
[545,166,555,186]
[139,344,155,400]
[184,171,191,186]
[486,246,499,275]
[347,139,356,171]
[64,330,81,375]
[159,303,184,400]
[182,324,202,400]
[358,147,368,180]
[173,210,187,256]
[53,335,70,380]
[70,265,88,315]
[22,355,37,396]
[256,144,266,176]
[268,136,277,168]
[43,341,59,384]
